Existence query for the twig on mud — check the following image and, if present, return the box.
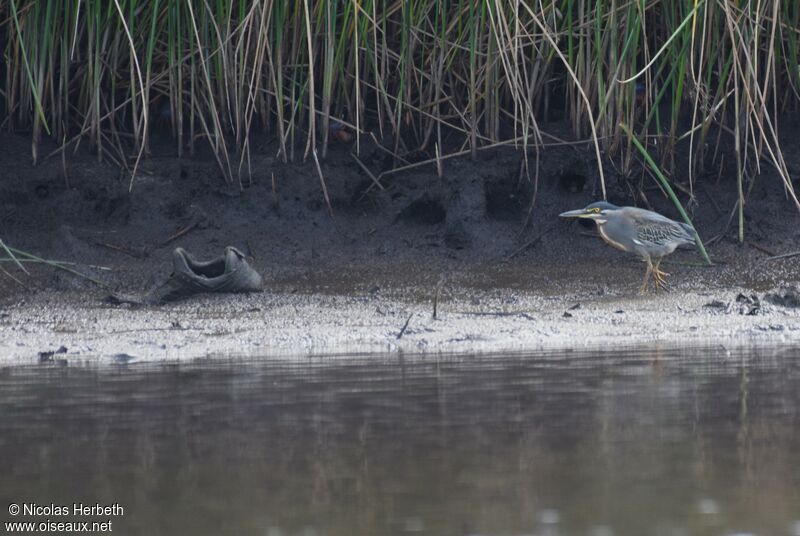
[0,264,31,291]
[706,233,725,246]
[93,241,149,258]
[747,241,776,257]
[396,313,414,339]
[159,221,198,247]
[312,148,335,220]
[457,311,536,321]
[351,152,384,192]
[506,224,555,260]
[764,250,800,262]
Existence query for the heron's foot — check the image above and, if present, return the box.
[653,266,671,291]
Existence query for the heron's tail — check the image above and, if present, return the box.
[678,222,698,244]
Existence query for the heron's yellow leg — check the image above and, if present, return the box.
[639,257,654,293]
[652,258,670,291]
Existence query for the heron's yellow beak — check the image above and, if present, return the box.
[559,208,599,219]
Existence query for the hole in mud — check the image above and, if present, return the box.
[558,171,587,194]
[485,179,528,221]
[397,197,446,225]
[34,185,49,199]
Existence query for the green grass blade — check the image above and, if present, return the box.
[619,122,712,266]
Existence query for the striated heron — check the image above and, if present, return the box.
[559,201,698,292]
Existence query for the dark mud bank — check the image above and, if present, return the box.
[1,129,800,359]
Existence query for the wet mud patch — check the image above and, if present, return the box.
[396,195,447,225]
[484,172,531,221]
[557,169,588,194]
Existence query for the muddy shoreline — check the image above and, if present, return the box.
[2,259,800,362]
[2,128,800,361]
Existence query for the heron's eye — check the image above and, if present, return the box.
[589,207,600,213]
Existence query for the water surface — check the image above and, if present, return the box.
[1,345,799,536]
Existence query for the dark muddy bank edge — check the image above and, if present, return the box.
[1,128,800,361]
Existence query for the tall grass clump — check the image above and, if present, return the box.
[1,0,799,233]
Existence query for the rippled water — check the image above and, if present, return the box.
[1,345,799,536]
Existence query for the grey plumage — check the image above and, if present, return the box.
[559,202,699,291]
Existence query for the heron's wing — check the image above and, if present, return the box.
[634,221,694,246]
[621,207,695,245]
[623,206,679,224]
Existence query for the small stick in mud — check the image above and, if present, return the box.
[396,313,413,339]
[159,221,198,247]
[507,224,555,260]
[764,250,800,262]
[747,241,776,257]
[351,153,384,192]
[94,241,149,259]
[312,149,335,220]
[432,274,446,319]
[0,265,31,291]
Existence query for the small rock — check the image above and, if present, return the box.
[704,300,727,309]
[562,312,573,318]
[38,346,68,363]
[765,285,800,308]
[736,293,760,315]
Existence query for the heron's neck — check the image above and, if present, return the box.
[596,221,626,251]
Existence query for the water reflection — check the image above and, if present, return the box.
[1,345,799,536]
